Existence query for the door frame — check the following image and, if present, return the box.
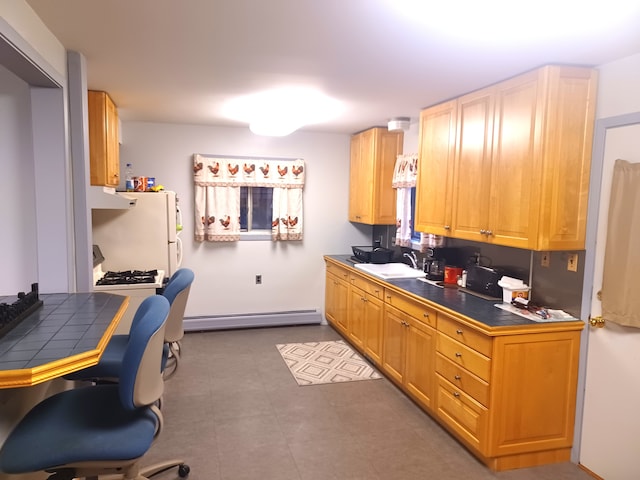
[572,111,640,462]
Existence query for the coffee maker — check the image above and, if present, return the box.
[423,247,463,281]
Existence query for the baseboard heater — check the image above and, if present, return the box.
[183,309,322,332]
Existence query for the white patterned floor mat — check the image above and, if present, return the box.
[276,340,382,386]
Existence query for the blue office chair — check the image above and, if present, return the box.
[66,268,194,382]
[158,268,194,379]
[63,268,195,478]
[0,295,170,480]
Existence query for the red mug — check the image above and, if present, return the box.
[444,266,463,285]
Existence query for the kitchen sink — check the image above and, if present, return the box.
[353,262,425,280]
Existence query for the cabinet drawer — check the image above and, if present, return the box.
[436,353,489,407]
[384,290,437,328]
[437,333,491,381]
[326,262,350,281]
[350,273,384,300]
[436,376,488,452]
[438,315,492,357]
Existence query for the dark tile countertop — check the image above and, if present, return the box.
[326,255,584,333]
[0,292,126,373]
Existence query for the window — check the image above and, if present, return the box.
[193,154,304,242]
[240,187,273,231]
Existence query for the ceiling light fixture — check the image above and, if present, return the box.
[222,87,344,136]
[388,117,410,132]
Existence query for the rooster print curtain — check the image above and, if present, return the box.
[392,154,418,248]
[193,154,305,242]
[392,153,443,253]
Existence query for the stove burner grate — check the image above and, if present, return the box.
[96,269,159,286]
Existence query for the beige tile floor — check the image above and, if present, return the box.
[142,325,594,480]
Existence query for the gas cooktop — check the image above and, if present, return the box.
[96,269,159,286]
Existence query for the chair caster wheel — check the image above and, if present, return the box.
[178,464,190,477]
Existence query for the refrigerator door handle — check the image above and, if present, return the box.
[176,236,183,268]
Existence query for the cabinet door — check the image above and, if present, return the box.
[105,94,119,184]
[348,287,366,349]
[404,316,437,411]
[373,129,403,225]
[348,133,370,223]
[451,88,494,242]
[488,330,581,458]
[325,272,349,334]
[363,294,384,366]
[488,71,543,249]
[537,66,597,251]
[382,304,406,385]
[348,128,402,225]
[88,90,120,187]
[415,100,457,235]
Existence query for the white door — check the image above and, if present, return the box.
[579,122,640,478]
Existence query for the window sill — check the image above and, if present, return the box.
[240,230,272,241]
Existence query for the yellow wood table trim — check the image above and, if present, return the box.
[0,296,128,389]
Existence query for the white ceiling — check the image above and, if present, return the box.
[25,0,640,135]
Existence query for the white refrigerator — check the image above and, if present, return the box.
[91,191,181,276]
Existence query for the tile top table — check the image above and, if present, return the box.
[0,292,128,388]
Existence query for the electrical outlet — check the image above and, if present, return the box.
[541,252,550,267]
[567,254,578,272]
[255,274,262,285]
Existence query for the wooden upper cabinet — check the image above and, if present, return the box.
[450,87,495,243]
[535,67,597,251]
[416,65,597,251]
[349,127,403,225]
[486,71,542,249]
[88,90,120,187]
[414,99,457,235]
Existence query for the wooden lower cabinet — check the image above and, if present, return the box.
[486,330,581,469]
[383,291,438,411]
[348,272,384,365]
[324,264,349,335]
[324,258,583,471]
[435,312,582,471]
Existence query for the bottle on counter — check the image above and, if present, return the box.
[125,163,134,192]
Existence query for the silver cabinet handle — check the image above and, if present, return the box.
[480,229,486,234]
[444,225,451,230]
[456,329,463,335]
[454,375,461,380]
[486,230,493,236]
[453,392,460,398]
[455,352,462,357]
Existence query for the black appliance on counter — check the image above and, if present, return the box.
[464,265,517,299]
[423,247,465,281]
[351,245,394,264]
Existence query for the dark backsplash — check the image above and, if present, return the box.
[372,225,584,317]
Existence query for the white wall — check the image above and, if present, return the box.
[0,66,38,294]
[119,122,371,318]
[0,1,72,295]
[596,53,640,118]
[0,1,66,81]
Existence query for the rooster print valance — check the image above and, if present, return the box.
[193,154,305,242]
[193,154,305,188]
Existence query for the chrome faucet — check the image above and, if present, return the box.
[403,251,418,269]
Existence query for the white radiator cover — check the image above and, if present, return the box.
[183,309,323,331]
